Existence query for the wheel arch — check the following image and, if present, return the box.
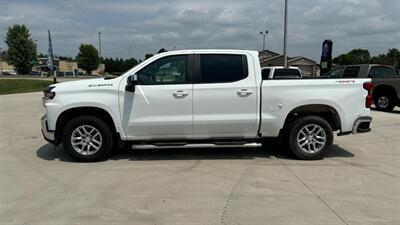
[55,107,119,144]
[372,84,398,100]
[282,104,342,132]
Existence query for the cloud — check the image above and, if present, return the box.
[0,0,399,61]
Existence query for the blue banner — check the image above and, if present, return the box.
[46,30,54,72]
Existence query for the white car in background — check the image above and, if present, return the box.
[261,66,303,79]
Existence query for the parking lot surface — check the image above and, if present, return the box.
[0,92,399,225]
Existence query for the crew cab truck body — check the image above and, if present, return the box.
[325,64,400,111]
[41,50,372,162]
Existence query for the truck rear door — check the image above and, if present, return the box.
[192,53,258,137]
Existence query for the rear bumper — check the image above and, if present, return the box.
[352,116,372,134]
[41,115,55,144]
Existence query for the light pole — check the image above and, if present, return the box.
[30,40,38,74]
[0,46,2,75]
[283,0,288,68]
[98,32,102,72]
[259,30,269,51]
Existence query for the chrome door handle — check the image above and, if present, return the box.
[173,90,189,98]
[237,89,253,96]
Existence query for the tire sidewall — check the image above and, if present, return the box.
[374,93,395,112]
[62,116,113,162]
[288,116,333,160]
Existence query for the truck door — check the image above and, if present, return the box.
[120,54,194,139]
[192,54,258,137]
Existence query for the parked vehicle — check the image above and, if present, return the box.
[261,66,303,79]
[2,70,17,75]
[63,71,76,77]
[41,50,372,162]
[30,71,41,76]
[325,64,400,111]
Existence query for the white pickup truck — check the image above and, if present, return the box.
[41,50,372,162]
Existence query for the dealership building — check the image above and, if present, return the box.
[259,50,320,76]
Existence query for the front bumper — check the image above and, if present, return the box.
[352,116,372,134]
[41,115,55,144]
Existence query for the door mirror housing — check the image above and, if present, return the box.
[125,74,139,92]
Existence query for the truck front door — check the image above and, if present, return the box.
[120,54,194,139]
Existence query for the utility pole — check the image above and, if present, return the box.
[129,44,132,58]
[283,0,288,68]
[259,30,268,51]
[98,32,102,65]
[0,46,2,75]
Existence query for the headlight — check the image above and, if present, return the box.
[43,86,56,100]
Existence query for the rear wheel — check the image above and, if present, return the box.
[288,116,333,160]
[62,116,113,162]
[374,92,396,112]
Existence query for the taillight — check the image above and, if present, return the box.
[363,82,373,108]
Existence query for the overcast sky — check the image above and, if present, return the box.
[1,0,399,61]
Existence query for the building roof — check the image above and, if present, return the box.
[288,56,317,64]
[260,54,317,66]
[259,49,280,56]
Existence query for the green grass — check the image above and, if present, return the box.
[0,79,53,95]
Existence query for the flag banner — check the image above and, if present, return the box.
[46,30,54,72]
[320,40,333,74]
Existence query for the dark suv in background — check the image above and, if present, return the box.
[325,64,400,112]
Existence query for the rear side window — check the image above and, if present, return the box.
[273,69,301,78]
[199,54,248,83]
[343,66,360,78]
[369,66,397,77]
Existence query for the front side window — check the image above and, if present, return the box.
[343,66,360,78]
[199,54,247,83]
[369,66,397,77]
[137,55,188,85]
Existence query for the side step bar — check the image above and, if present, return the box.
[132,143,261,150]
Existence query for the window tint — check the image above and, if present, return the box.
[262,68,271,80]
[326,67,344,77]
[137,55,188,85]
[369,66,397,77]
[343,66,360,78]
[273,69,301,78]
[199,54,247,83]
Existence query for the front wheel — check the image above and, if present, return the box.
[288,116,333,160]
[62,116,113,162]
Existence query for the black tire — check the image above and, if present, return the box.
[62,116,113,162]
[288,116,333,160]
[374,92,396,112]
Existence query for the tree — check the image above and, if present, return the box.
[5,24,37,74]
[37,53,46,58]
[157,48,167,54]
[333,49,371,65]
[58,55,74,61]
[145,53,154,59]
[0,51,7,61]
[124,58,139,71]
[371,48,400,72]
[76,44,99,75]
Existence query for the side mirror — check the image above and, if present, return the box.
[125,74,139,92]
